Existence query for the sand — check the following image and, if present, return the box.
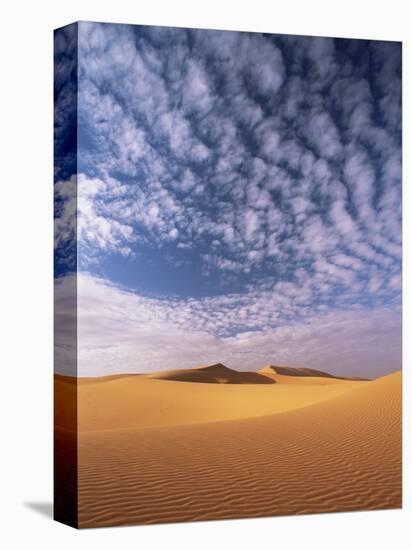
[54,367,402,528]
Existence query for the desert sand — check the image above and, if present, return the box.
[54,364,402,528]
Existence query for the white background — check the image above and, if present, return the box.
[0,0,410,548]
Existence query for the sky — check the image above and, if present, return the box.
[54,22,402,378]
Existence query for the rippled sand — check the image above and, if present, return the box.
[54,368,402,528]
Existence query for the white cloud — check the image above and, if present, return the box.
[54,175,77,251]
[245,35,285,96]
[344,146,376,224]
[54,25,402,379]
[306,37,338,85]
[53,273,401,379]
[306,111,342,160]
[61,23,402,289]
[183,59,215,115]
[77,175,134,261]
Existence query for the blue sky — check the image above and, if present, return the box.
[54,22,402,377]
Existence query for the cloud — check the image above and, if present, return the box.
[182,59,215,115]
[54,23,78,181]
[244,34,285,96]
[54,273,401,378]
[310,37,337,76]
[55,174,135,266]
[59,23,401,283]
[54,24,402,378]
[305,111,342,160]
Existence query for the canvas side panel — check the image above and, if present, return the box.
[53,22,79,529]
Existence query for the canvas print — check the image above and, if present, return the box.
[54,21,402,528]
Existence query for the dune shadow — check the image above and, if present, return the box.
[24,501,53,519]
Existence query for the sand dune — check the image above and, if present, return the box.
[260,364,340,378]
[55,366,402,528]
[258,365,367,384]
[56,370,363,431]
[145,363,275,384]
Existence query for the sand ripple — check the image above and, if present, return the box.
[74,371,401,527]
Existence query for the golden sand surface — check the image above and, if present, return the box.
[54,366,402,528]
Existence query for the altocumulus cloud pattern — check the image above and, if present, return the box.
[54,23,401,378]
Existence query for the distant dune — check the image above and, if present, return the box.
[260,364,338,377]
[57,365,366,431]
[145,363,276,384]
[55,365,402,527]
[258,365,368,384]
